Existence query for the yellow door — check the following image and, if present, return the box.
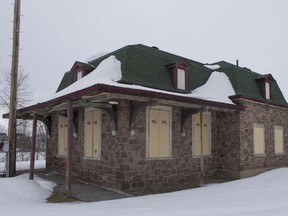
[84,111,93,157]
[158,110,170,157]
[149,109,159,158]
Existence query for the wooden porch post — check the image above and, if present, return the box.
[65,101,73,198]
[200,111,204,186]
[29,113,37,180]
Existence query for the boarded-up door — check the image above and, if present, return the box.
[148,108,170,158]
[85,110,101,158]
[58,115,67,156]
[193,112,211,157]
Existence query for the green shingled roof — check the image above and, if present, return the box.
[214,61,287,106]
[56,71,74,92]
[55,44,287,106]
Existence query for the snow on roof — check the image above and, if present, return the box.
[51,55,122,100]
[41,56,235,105]
[85,52,108,63]
[204,64,220,70]
[191,71,236,104]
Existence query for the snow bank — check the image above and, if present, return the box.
[1,168,288,215]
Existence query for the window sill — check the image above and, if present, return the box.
[83,156,101,161]
[253,154,265,157]
[57,155,67,158]
[193,155,212,159]
[146,156,173,160]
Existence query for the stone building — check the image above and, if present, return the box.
[11,44,288,194]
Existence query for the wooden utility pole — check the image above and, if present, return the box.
[29,114,37,180]
[8,0,21,177]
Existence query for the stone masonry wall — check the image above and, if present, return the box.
[216,111,241,172]
[46,99,219,194]
[239,100,288,171]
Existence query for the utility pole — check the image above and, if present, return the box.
[8,0,21,177]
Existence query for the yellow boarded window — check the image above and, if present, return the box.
[274,126,284,154]
[253,124,265,155]
[192,112,211,157]
[58,115,67,156]
[148,108,171,158]
[84,110,101,158]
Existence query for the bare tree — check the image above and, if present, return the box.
[0,124,7,133]
[0,69,40,162]
[0,68,33,110]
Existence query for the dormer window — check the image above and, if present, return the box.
[76,70,83,80]
[167,60,190,91]
[71,61,94,82]
[177,68,186,90]
[265,81,271,100]
[256,74,274,100]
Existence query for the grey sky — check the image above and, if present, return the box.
[1,0,288,127]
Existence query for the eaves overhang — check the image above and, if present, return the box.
[3,83,245,119]
[230,95,288,109]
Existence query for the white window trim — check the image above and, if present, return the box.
[265,82,270,100]
[177,68,186,90]
[146,106,172,159]
[192,112,211,158]
[76,70,83,80]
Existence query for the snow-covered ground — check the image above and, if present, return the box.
[1,167,288,216]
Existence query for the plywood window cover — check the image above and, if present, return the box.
[84,108,102,159]
[274,125,284,154]
[146,106,172,159]
[253,123,265,156]
[58,115,67,157]
[192,112,211,157]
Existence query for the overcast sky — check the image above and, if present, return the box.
[1,0,288,128]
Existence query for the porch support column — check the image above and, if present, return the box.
[65,101,73,198]
[200,111,204,186]
[29,113,37,180]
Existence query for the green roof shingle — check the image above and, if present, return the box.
[56,44,287,106]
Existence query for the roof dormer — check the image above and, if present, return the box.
[167,60,190,91]
[256,74,275,100]
[71,61,94,81]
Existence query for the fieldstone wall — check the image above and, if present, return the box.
[216,111,241,172]
[239,100,288,172]
[46,99,219,194]
[214,100,288,179]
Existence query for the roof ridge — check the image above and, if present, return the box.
[129,44,206,68]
